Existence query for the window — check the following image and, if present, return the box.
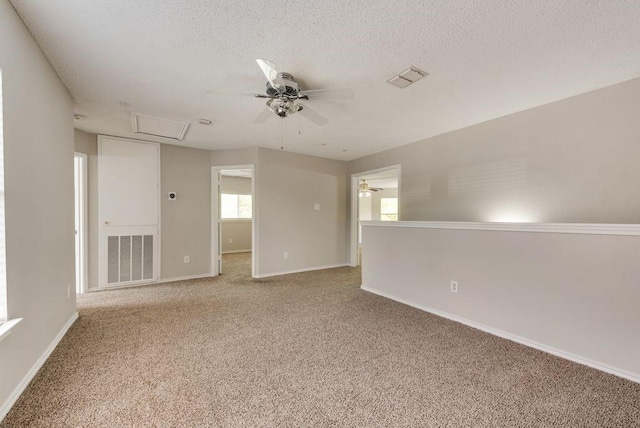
[380,197,398,221]
[221,194,252,219]
[0,69,7,323]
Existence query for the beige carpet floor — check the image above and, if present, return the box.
[2,252,640,427]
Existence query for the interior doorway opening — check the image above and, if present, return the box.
[74,153,88,293]
[211,166,256,278]
[350,165,400,267]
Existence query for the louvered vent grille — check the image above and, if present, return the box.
[107,235,153,284]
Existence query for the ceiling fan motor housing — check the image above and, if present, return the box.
[266,72,300,98]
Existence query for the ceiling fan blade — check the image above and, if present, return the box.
[297,103,328,126]
[256,59,286,92]
[205,89,265,97]
[252,107,273,124]
[299,87,354,100]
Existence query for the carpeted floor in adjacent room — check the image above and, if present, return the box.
[2,252,640,427]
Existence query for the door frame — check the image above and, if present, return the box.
[211,165,256,278]
[74,152,88,293]
[349,165,401,267]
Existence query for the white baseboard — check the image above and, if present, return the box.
[0,312,79,421]
[87,273,213,292]
[254,263,349,279]
[222,250,251,254]
[361,286,640,385]
[157,273,212,283]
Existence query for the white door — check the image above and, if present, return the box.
[98,136,160,288]
[73,154,87,293]
[211,170,222,275]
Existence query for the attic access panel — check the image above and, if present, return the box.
[131,113,190,141]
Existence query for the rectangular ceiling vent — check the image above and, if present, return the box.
[387,66,428,89]
[131,113,190,141]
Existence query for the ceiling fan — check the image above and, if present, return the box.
[207,59,352,125]
[359,179,383,197]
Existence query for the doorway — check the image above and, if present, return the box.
[211,165,256,278]
[350,165,401,267]
[74,153,88,293]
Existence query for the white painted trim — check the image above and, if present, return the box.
[350,165,402,267]
[0,312,78,422]
[254,263,348,279]
[0,318,22,343]
[157,273,212,283]
[361,286,640,384]
[88,279,156,292]
[74,152,88,294]
[360,220,640,236]
[222,250,251,254]
[87,273,213,292]
[211,165,256,278]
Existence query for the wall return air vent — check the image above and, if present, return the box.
[131,113,190,141]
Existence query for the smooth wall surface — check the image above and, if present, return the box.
[0,0,76,412]
[221,221,251,253]
[160,144,211,279]
[256,148,348,275]
[361,223,640,379]
[349,77,640,224]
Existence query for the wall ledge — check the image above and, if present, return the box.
[360,221,640,236]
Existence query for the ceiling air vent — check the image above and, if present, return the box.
[387,66,428,88]
[131,113,190,141]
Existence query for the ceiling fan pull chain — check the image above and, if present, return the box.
[281,118,285,150]
[298,113,301,135]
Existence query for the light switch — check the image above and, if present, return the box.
[314,203,320,211]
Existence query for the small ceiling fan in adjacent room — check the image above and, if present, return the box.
[359,179,383,197]
[207,59,352,126]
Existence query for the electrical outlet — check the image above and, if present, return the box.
[184,256,190,264]
[228,238,233,244]
[450,280,459,293]
[67,284,71,298]
[283,252,289,259]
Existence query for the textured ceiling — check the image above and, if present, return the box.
[9,1,640,160]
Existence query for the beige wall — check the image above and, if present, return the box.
[221,221,251,253]
[160,144,211,279]
[362,223,640,380]
[349,77,640,225]
[256,148,348,275]
[221,176,251,194]
[74,133,212,286]
[211,147,349,276]
[0,0,76,413]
